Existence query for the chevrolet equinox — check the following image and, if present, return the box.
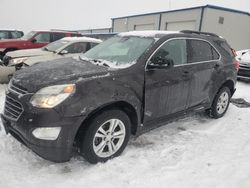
[1,30,238,164]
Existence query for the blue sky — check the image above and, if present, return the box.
[1,0,249,33]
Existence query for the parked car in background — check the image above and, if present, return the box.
[82,33,118,41]
[237,49,250,82]
[0,29,24,40]
[1,30,237,164]
[0,37,102,83]
[0,30,82,59]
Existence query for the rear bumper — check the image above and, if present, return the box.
[1,113,83,163]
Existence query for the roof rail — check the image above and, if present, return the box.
[180,30,219,37]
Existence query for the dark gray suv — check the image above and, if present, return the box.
[1,30,238,164]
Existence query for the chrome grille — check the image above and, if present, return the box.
[8,80,28,95]
[4,95,23,120]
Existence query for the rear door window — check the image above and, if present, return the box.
[52,33,66,42]
[187,39,220,63]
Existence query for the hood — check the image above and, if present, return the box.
[13,57,110,92]
[7,48,51,58]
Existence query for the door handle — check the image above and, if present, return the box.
[214,63,221,69]
[182,71,189,77]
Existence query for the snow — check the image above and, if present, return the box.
[236,49,250,61]
[118,30,180,38]
[0,82,250,188]
[80,56,136,69]
[61,37,102,43]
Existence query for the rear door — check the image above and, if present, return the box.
[51,33,66,42]
[144,38,191,126]
[186,39,221,108]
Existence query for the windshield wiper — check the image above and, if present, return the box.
[93,59,110,67]
[79,56,110,67]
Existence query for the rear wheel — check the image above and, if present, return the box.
[208,87,231,119]
[80,109,131,164]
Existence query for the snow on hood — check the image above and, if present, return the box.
[13,57,110,91]
[6,48,51,58]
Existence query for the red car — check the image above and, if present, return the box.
[0,30,81,59]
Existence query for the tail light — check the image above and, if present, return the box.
[234,60,240,72]
[231,48,239,72]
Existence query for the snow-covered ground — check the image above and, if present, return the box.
[0,82,250,188]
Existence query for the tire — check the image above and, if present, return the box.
[80,109,131,164]
[208,87,231,119]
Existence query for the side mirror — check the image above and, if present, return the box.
[31,38,37,43]
[147,57,174,69]
[59,50,68,55]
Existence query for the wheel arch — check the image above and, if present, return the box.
[74,101,140,146]
[220,79,235,96]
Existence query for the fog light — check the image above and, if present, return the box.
[32,127,61,140]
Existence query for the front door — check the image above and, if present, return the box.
[28,32,51,49]
[144,39,191,126]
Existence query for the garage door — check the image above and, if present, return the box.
[166,21,196,31]
[134,23,155,31]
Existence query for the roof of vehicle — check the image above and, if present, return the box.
[61,37,102,43]
[30,30,80,34]
[118,31,180,38]
[0,29,23,32]
[118,30,222,39]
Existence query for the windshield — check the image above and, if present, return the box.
[42,40,69,52]
[21,31,36,40]
[80,36,154,68]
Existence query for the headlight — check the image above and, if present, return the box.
[30,84,75,108]
[11,57,27,65]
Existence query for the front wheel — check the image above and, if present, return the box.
[80,109,131,164]
[208,87,231,119]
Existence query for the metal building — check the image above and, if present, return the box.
[111,5,250,50]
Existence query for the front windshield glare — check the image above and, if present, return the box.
[81,36,154,67]
[43,40,69,52]
[21,31,36,40]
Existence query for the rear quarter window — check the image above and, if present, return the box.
[215,40,234,58]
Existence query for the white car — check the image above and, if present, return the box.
[237,49,250,81]
[0,37,102,83]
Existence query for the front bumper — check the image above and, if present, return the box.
[1,90,84,162]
